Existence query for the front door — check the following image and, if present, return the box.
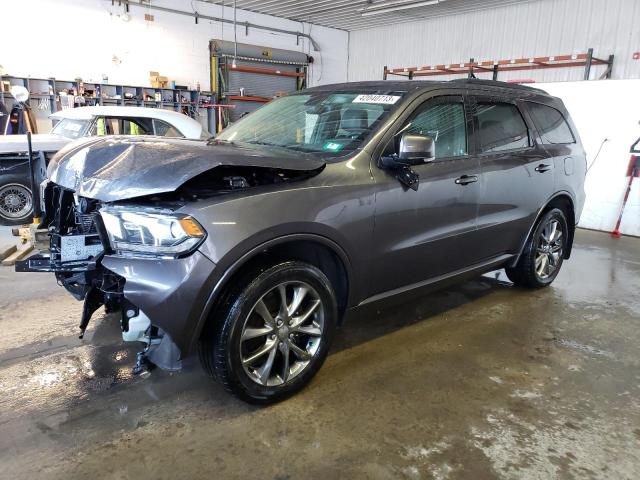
[370,94,481,296]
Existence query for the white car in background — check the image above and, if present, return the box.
[0,106,209,225]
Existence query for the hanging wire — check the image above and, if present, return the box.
[587,138,609,173]
[233,0,238,67]
[310,22,323,84]
[220,0,224,42]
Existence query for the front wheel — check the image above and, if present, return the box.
[506,208,568,288]
[199,261,337,404]
[0,177,33,226]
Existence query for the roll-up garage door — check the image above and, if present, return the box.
[210,40,310,125]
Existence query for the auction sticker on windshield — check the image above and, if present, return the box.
[353,94,401,105]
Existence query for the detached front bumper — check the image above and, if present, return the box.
[101,251,217,355]
[17,249,217,358]
[14,180,221,366]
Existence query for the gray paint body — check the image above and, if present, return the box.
[46,80,587,356]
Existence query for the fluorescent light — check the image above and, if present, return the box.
[360,0,442,17]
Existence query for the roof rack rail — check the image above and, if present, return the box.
[449,78,544,92]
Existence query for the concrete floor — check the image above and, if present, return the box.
[0,228,639,479]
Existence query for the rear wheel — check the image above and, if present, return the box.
[506,208,567,288]
[0,177,33,226]
[199,261,337,404]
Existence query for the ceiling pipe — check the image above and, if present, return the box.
[120,0,321,51]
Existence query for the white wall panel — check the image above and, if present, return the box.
[2,0,348,89]
[348,0,640,83]
[540,80,640,237]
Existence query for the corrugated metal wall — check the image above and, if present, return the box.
[348,0,640,83]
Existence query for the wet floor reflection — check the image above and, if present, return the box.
[0,229,638,478]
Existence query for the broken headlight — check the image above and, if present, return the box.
[99,206,206,258]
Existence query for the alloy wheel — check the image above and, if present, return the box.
[0,184,32,220]
[535,218,563,280]
[240,281,325,387]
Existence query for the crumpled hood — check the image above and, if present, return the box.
[48,136,324,202]
[0,133,70,155]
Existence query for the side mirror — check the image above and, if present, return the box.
[398,134,435,165]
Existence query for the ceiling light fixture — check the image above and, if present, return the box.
[360,0,443,17]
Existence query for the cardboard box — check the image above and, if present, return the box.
[149,72,169,89]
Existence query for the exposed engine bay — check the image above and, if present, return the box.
[171,165,316,201]
[15,164,321,374]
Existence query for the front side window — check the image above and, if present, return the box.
[402,100,467,158]
[527,102,575,144]
[93,117,118,135]
[477,102,530,153]
[216,91,404,159]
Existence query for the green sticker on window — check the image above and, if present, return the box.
[322,141,343,152]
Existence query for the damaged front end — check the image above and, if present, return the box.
[15,136,326,376]
[16,183,188,375]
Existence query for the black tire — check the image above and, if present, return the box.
[0,176,33,226]
[199,261,338,404]
[506,208,568,288]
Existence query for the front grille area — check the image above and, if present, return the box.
[39,184,106,266]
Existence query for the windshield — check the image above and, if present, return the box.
[51,118,91,139]
[217,91,405,158]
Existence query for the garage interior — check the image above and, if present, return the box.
[1,0,639,478]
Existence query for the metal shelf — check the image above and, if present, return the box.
[383,48,614,81]
[0,74,203,129]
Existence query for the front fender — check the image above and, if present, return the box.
[187,231,355,355]
[176,159,376,354]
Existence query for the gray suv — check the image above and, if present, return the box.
[17,79,586,403]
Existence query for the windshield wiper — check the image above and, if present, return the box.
[281,144,315,152]
[244,140,281,147]
[208,138,235,146]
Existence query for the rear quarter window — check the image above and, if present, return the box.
[527,102,575,144]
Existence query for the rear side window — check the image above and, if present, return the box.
[527,102,575,144]
[154,119,183,137]
[476,103,530,153]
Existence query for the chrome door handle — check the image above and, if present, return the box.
[535,163,552,173]
[455,174,478,185]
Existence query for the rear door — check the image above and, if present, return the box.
[470,94,553,258]
[525,100,583,204]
